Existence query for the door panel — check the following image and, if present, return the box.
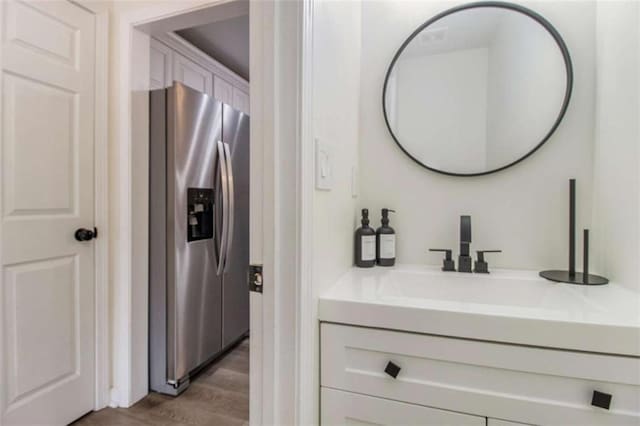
[5,256,78,400]
[222,105,250,347]
[1,1,96,424]
[5,0,78,67]
[3,73,76,216]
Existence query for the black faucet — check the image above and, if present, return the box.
[431,215,502,273]
[458,215,472,273]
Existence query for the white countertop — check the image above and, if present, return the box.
[319,265,640,357]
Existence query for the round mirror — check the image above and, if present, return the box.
[383,2,573,176]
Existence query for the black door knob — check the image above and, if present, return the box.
[75,227,96,242]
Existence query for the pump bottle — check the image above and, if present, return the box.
[376,208,396,266]
[355,209,376,268]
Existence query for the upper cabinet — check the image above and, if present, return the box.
[213,75,234,106]
[150,34,249,115]
[232,87,250,116]
[150,39,173,90]
[173,52,213,96]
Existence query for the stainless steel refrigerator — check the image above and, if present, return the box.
[149,82,250,395]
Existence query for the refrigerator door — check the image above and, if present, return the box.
[167,82,223,383]
[149,88,171,393]
[221,104,250,347]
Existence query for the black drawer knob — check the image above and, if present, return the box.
[384,361,401,379]
[591,390,612,410]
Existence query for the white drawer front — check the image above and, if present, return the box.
[321,387,485,426]
[489,419,533,426]
[321,323,640,426]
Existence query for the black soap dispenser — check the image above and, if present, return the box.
[376,208,396,266]
[355,209,376,268]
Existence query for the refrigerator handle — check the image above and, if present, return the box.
[216,140,229,276]
[223,142,235,273]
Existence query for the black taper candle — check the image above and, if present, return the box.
[583,229,589,284]
[569,179,576,278]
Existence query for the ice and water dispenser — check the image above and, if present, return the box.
[187,188,214,242]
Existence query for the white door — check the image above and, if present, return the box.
[1,1,96,424]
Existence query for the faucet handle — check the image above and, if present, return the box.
[429,249,455,272]
[474,250,502,274]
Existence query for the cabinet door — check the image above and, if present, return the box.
[233,87,250,115]
[213,75,234,105]
[150,39,172,89]
[488,420,534,426]
[321,323,640,426]
[173,52,213,96]
[321,388,484,426]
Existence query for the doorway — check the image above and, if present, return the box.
[90,1,253,424]
[105,1,304,425]
[1,0,305,425]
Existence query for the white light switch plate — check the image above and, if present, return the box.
[351,166,358,198]
[315,138,332,190]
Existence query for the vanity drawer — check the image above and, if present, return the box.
[321,387,485,426]
[321,323,640,425]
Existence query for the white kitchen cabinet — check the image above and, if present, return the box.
[149,38,172,89]
[320,322,640,426]
[213,75,234,106]
[151,34,249,115]
[173,52,213,96]
[232,87,250,115]
[321,387,485,426]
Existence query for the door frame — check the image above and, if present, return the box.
[110,1,312,424]
[0,0,111,416]
[83,1,110,411]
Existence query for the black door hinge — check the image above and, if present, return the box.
[249,264,263,293]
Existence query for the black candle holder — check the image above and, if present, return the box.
[539,179,609,285]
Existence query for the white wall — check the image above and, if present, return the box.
[311,0,361,422]
[129,28,151,407]
[359,1,596,272]
[591,1,640,291]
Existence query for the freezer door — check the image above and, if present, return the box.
[167,82,224,383]
[221,104,250,347]
[149,88,170,393]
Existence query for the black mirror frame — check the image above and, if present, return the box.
[382,1,574,177]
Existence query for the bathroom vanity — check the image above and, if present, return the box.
[319,266,640,425]
[317,0,640,424]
